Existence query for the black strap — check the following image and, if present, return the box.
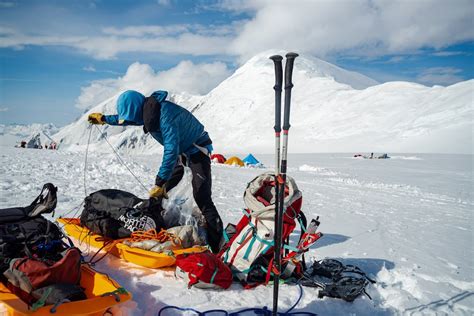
[16,221,34,258]
[195,138,212,147]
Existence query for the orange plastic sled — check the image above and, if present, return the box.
[57,218,207,269]
[0,264,131,316]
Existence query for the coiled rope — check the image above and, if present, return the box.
[127,229,181,246]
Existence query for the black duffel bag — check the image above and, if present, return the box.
[80,189,165,239]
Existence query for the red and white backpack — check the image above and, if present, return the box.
[218,172,310,287]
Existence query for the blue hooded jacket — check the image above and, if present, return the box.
[103,90,212,182]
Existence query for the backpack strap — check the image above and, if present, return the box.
[31,287,53,311]
[297,211,307,270]
[228,228,254,266]
[256,196,271,206]
[217,210,251,260]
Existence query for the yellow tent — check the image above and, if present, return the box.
[224,156,245,167]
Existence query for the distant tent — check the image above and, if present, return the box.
[243,154,260,165]
[211,153,226,164]
[224,156,244,167]
[26,133,42,149]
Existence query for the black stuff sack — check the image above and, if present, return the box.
[80,189,165,239]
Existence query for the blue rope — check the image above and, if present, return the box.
[157,283,316,316]
[285,283,303,313]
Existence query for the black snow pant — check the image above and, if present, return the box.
[164,151,223,253]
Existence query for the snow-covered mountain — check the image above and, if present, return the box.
[53,51,472,154]
[0,123,59,148]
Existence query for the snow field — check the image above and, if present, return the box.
[0,147,472,315]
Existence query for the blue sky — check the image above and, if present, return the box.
[0,0,473,126]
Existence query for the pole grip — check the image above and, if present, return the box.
[270,55,283,90]
[270,55,283,133]
[283,52,298,130]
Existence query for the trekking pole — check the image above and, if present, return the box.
[269,54,283,316]
[273,52,298,316]
[270,55,283,176]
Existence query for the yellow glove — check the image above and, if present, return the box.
[149,185,168,199]
[88,113,105,125]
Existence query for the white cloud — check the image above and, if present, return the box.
[102,25,190,37]
[75,61,232,109]
[0,107,9,112]
[157,0,171,6]
[386,56,405,63]
[0,32,86,50]
[75,79,119,111]
[227,0,474,60]
[432,51,464,57]
[83,65,96,72]
[0,25,234,60]
[0,26,19,36]
[0,1,15,8]
[101,23,241,37]
[0,0,472,60]
[416,67,464,86]
[75,34,232,59]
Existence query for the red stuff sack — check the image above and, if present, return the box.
[175,252,233,289]
[4,248,81,293]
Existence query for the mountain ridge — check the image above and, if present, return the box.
[47,52,473,154]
